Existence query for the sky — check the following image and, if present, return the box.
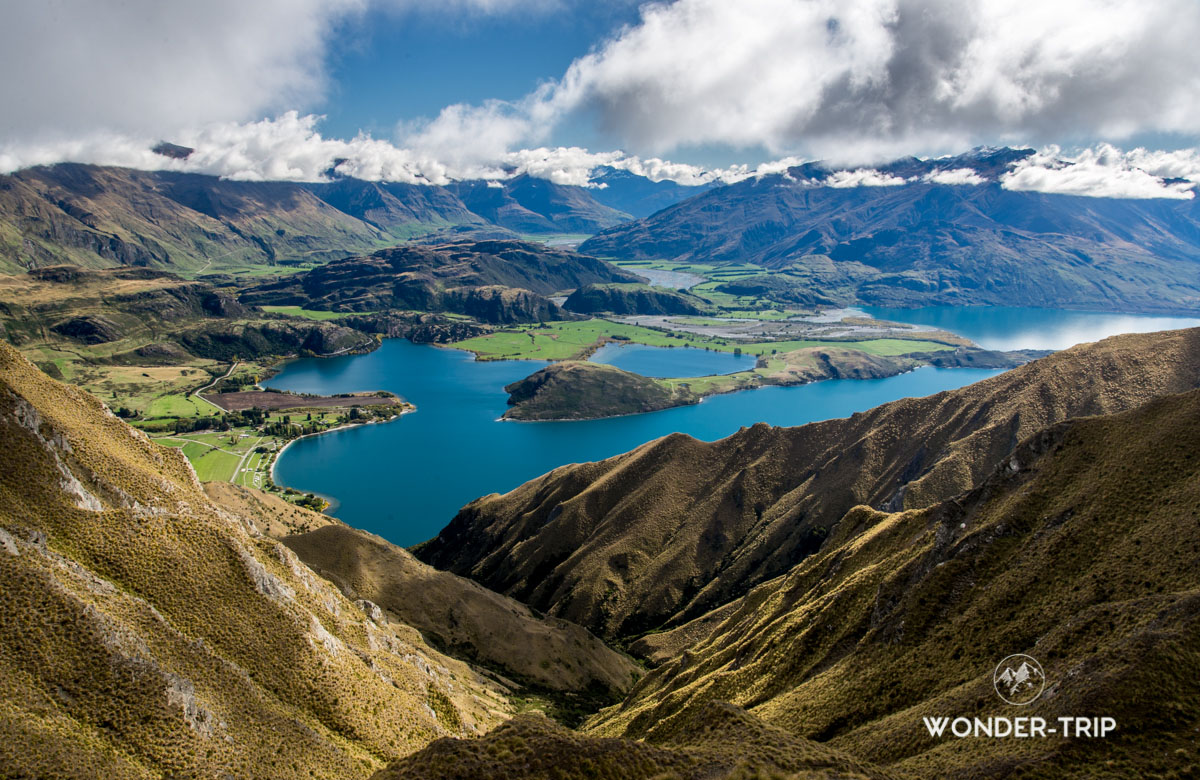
[3,0,1200,197]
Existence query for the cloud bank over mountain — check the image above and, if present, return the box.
[2,111,1198,200]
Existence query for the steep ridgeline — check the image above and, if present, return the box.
[0,164,643,276]
[447,174,632,234]
[241,239,642,324]
[0,342,631,779]
[580,148,1200,314]
[416,328,1200,640]
[587,387,1200,778]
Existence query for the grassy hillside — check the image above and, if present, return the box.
[0,340,515,778]
[416,328,1200,640]
[588,387,1200,778]
[0,266,374,420]
[283,524,640,719]
[376,701,899,780]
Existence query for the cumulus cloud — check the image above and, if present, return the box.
[1001,145,1198,200]
[0,1,358,144]
[503,0,1200,162]
[0,112,739,186]
[922,168,988,185]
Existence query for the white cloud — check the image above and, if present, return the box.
[0,1,360,144]
[6,112,1198,203]
[824,169,908,188]
[922,168,988,185]
[0,112,736,186]
[515,0,1200,162]
[0,0,565,147]
[1001,145,1198,200]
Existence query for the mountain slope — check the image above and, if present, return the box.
[448,174,632,234]
[587,387,1200,778]
[0,340,514,778]
[376,701,899,780]
[586,166,714,219]
[0,165,501,275]
[579,149,1200,314]
[416,328,1200,640]
[282,523,640,700]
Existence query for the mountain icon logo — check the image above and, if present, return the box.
[993,654,1045,705]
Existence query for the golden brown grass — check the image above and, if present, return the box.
[588,387,1200,778]
[0,340,511,779]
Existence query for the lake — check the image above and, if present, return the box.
[858,305,1200,351]
[589,342,756,377]
[267,339,1001,546]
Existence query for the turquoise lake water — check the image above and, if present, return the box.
[589,342,756,377]
[267,339,1001,546]
[858,305,1200,351]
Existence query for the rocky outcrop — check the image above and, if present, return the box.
[712,275,837,306]
[563,284,710,316]
[177,321,376,361]
[51,314,124,344]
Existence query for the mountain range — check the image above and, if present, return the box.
[4,148,1199,318]
[0,163,703,276]
[581,148,1200,314]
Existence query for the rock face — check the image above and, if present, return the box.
[712,274,837,306]
[50,314,124,344]
[342,311,492,344]
[503,362,698,421]
[416,328,1200,640]
[563,283,710,315]
[580,148,1200,314]
[177,320,375,361]
[241,239,640,324]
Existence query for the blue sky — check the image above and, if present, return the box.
[320,4,640,143]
